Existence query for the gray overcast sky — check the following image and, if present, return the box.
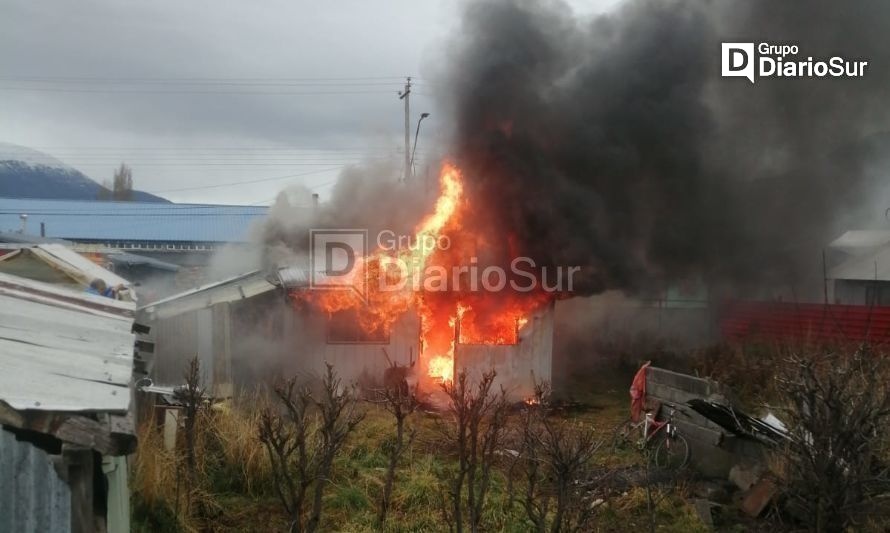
[0,0,620,205]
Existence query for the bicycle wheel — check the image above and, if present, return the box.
[610,418,639,453]
[652,433,690,470]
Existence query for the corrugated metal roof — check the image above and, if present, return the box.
[31,243,131,288]
[138,270,277,319]
[1,240,180,273]
[0,428,72,533]
[276,266,310,288]
[0,271,135,412]
[106,251,180,272]
[0,197,269,243]
[0,230,69,244]
[0,243,133,301]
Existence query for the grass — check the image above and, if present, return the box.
[131,371,714,532]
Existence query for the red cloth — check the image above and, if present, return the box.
[629,362,650,422]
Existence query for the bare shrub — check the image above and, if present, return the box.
[257,363,364,533]
[774,344,890,532]
[438,369,510,533]
[375,368,418,527]
[173,356,207,518]
[514,382,603,533]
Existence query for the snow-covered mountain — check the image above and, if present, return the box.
[0,143,169,202]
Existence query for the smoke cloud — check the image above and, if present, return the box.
[439,0,890,298]
[256,0,890,303]
[261,159,433,267]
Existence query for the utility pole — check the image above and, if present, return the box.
[398,76,411,182]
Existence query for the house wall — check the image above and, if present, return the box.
[150,305,232,394]
[150,294,421,391]
[455,302,554,401]
[290,309,421,387]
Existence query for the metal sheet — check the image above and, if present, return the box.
[0,272,135,412]
[0,428,72,533]
[31,243,131,289]
[276,266,310,288]
[138,270,277,319]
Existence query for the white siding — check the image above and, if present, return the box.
[455,303,554,401]
[291,310,421,386]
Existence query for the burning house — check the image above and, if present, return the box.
[132,0,890,405]
[140,164,558,401]
[140,272,555,403]
[137,0,890,403]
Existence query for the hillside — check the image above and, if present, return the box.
[0,143,169,203]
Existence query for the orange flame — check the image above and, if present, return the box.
[299,161,550,386]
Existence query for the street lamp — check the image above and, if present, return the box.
[410,112,430,179]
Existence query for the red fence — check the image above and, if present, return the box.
[720,301,890,345]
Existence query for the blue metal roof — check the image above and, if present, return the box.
[0,197,269,243]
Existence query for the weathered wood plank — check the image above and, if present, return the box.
[0,273,135,413]
[3,408,133,455]
[0,274,135,319]
[32,244,130,290]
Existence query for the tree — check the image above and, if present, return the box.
[112,163,134,201]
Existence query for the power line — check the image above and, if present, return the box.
[0,210,265,214]
[0,203,270,212]
[0,165,345,198]
[2,80,410,88]
[0,86,398,95]
[10,149,406,153]
[0,154,420,160]
[146,166,344,193]
[0,75,424,82]
[1,155,401,160]
[39,164,357,168]
[0,203,274,213]
[6,157,389,162]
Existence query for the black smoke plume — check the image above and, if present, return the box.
[442,0,890,298]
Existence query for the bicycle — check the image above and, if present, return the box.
[611,403,691,469]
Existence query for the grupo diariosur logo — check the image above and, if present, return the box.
[309,229,368,297]
[722,42,868,84]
